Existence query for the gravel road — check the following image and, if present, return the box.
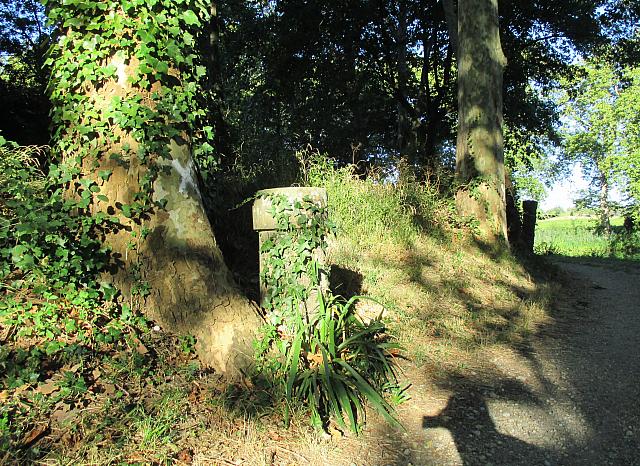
[354,258,640,466]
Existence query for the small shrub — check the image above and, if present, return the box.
[610,229,640,259]
[0,140,112,291]
[0,139,151,461]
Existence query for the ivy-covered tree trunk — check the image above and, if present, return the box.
[455,0,508,242]
[45,1,262,376]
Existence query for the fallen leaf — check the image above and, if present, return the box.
[92,368,101,380]
[306,352,324,367]
[101,383,116,395]
[52,407,78,425]
[36,381,59,395]
[176,448,193,464]
[242,377,255,390]
[14,384,30,395]
[21,423,49,447]
[131,336,148,355]
[68,363,82,373]
[60,430,80,447]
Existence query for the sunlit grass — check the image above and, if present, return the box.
[315,160,555,380]
[534,216,623,257]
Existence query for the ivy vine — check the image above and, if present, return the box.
[259,193,333,330]
[43,0,216,219]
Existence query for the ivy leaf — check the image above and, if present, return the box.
[63,17,83,28]
[138,30,154,44]
[181,10,200,26]
[156,61,169,75]
[137,60,152,74]
[98,170,112,181]
[183,31,194,46]
[103,64,117,77]
[121,204,132,218]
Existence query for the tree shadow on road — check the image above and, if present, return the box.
[421,384,555,466]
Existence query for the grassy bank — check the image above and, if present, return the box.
[314,161,555,380]
[1,154,557,464]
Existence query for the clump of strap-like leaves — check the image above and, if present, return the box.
[256,193,402,433]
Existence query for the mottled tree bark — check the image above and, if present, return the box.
[68,55,262,379]
[454,0,508,243]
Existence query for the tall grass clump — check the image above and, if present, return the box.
[297,149,452,251]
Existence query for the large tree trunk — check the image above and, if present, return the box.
[454,0,508,243]
[50,6,262,378]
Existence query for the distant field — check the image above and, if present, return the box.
[534,216,623,257]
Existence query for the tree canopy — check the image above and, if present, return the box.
[209,0,633,179]
[560,60,640,225]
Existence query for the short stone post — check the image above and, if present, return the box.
[252,187,329,321]
[521,200,538,253]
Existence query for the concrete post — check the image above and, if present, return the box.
[252,187,329,321]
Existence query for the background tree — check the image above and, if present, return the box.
[0,0,50,145]
[615,64,640,221]
[560,61,634,234]
[206,1,621,183]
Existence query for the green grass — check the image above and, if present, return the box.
[303,153,453,251]
[534,216,635,258]
[302,155,556,381]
